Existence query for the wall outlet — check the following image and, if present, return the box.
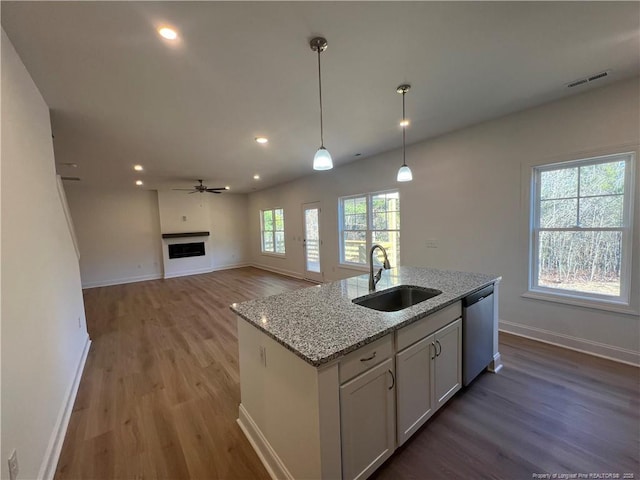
[8,449,18,480]
[182,215,187,222]
[78,316,82,329]
[426,238,438,248]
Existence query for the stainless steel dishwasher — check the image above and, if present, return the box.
[462,284,494,386]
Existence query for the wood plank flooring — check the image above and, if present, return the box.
[55,267,639,480]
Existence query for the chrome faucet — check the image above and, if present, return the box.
[369,244,391,291]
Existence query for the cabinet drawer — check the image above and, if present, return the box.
[339,334,393,384]
[396,301,461,351]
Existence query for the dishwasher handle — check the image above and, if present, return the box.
[463,285,494,308]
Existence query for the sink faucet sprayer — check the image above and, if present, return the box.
[369,244,391,291]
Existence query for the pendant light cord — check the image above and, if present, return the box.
[317,48,325,148]
[402,90,407,166]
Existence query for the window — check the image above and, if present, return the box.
[530,152,634,304]
[339,190,400,267]
[261,208,285,255]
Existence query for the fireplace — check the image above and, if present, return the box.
[160,232,211,278]
[168,242,205,259]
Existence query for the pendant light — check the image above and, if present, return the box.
[396,84,413,182]
[310,37,333,171]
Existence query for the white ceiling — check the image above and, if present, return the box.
[2,2,639,193]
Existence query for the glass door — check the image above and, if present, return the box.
[303,202,323,282]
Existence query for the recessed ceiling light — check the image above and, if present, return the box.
[255,137,268,144]
[133,164,144,171]
[225,186,230,190]
[158,27,178,40]
[400,120,410,127]
[253,174,260,180]
[135,180,144,186]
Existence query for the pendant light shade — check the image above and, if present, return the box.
[397,164,413,182]
[310,37,333,171]
[396,84,413,182]
[313,147,333,171]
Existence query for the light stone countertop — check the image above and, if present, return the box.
[230,266,500,367]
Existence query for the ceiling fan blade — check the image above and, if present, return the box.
[188,190,198,194]
[206,188,226,192]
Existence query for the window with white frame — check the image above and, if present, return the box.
[530,152,634,304]
[261,208,285,255]
[339,190,400,267]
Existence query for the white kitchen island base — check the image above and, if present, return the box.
[233,267,502,480]
[237,318,342,480]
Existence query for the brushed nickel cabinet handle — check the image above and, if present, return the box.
[388,370,395,390]
[431,342,436,360]
[360,351,377,362]
[436,340,442,357]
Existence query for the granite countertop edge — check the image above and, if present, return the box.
[230,266,501,368]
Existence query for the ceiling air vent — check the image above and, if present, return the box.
[567,70,611,88]
[588,71,609,82]
[61,176,81,181]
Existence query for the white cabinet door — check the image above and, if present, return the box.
[434,318,462,408]
[396,318,462,446]
[340,357,396,480]
[396,334,435,446]
[396,335,435,446]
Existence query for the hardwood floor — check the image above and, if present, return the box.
[56,267,639,480]
[55,267,313,480]
[373,335,639,480]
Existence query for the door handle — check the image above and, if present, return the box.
[435,340,442,357]
[388,369,395,390]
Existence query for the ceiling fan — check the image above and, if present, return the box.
[173,179,229,194]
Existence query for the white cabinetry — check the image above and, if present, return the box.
[237,297,474,480]
[396,335,434,445]
[396,303,462,447]
[434,319,462,408]
[340,357,395,480]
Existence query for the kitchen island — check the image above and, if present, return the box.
[231,266,502,480]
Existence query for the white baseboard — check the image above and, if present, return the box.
[237,404,293,480]
[165,263,250,279]
[164,265,214,279]
[211,262,250,272]
[38,334,91,480]
[82,263,251,288]
[82,272,162,289]
[250,263,305,280]
[499,319,640,367]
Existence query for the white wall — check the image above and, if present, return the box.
[65,185,164,288]
[248,78,640,365]
[157,189,214,278]
[157,189,211,233]
[157,190,249,278]
[208,192,249,269]
[1,29,90,480]
[63,187,250,286]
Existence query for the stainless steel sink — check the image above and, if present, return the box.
[352,285,442,312]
